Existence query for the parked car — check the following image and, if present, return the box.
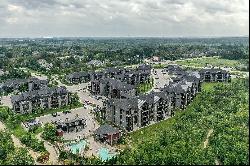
[63,110,71,114]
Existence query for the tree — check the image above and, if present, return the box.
[70,93,80,106]
[6,147,34,165]
[42,123,58,142]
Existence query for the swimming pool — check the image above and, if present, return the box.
[69,139,87,154]
[98,148,116,161]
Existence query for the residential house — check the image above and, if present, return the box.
[38,59,53,70]
[87,60,103,67]
[152,56,161,62]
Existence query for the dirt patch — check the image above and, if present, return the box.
[204,129,213,148]
[0,121,6,131]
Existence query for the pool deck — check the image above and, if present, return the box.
[84,136,117,158]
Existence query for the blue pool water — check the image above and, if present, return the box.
[69,140,87,154]
[98,148,115,161]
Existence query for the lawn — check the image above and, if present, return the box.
[136,78,154,93]
[201,82,221,92]
[175,56,242,69]
[127,109,183,146]
[152,63,165,69]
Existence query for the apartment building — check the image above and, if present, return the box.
[102,92,174,131]
[199,68,231,82]
[89,78,136,99]
[11,86,70,114]
[0,77,48,92]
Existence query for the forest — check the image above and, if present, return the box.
[0,130,34,165]
[103,78,249,165]
[0,37,248,76]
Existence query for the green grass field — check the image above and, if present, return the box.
[175,56,242,68]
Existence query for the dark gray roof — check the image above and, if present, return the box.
[55,117,85,126]
[165,64,183,70]
[104,67,124,74]
[199,68,228,74]
[107,98,138,110]
[2,77,47,88]
[107,92,171,110]
[161,82,187,94]
[66,72,89,79]
[100,78,135,90]
[137,64,152,71]
[11,86,68,103]
[94,124,119,135]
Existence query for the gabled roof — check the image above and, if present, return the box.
[199,68,228,74]
[66,72,89,79]
[104,67,124,74]
[137,64,152,71]
[100,78,135,90]
[2,77,47,88]
[107,92,171,110]
[94,124,119,135]
[11,86,68,103]
[165,64,183,71]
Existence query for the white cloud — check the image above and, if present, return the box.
[7,4,23,12]
[6,17,18,24]
[0,0,248,37]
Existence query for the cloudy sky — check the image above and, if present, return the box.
[0,0,249,37]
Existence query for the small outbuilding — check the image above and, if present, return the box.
[94,124,121,146]
[56,128,64,137]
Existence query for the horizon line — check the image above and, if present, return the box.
[0,35,248,39]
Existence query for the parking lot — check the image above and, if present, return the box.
[0,95,13,108]
[151,69,171,92]
[57,81,104,108]
[37,106,100,140]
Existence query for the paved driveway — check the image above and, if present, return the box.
[1,95,13,108]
